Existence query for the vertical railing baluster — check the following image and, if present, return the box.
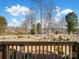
[76,46,78,59]
[46,45,48,59]
[62,45,63,59]
[27,45,29,59]
[19,45,21,59]
[39,45,40,59]
[9,45,10,59]
[20,45,22,59]
[42,45,44,59]
[16,45,17,59]
[21,45,23,59]
[65,45,67,59]
[34,45,37,59]
[58,45,59,59]
[69,45,70,59]
[12,45,14,59]
[30,45,33,58]
[61,45,64,59]
[50,45,52,59]
[54,45,56,59]
[69,45,72,59]
[7,45,10,59]
[6,45,8,59]
[23,45,25,59]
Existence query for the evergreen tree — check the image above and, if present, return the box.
[65,12,78,34]
[37,23,42,34]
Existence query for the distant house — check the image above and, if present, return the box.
[6,26,30,35]
[43,28,67,34]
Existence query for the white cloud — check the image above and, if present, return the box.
[53,6,61,13]
[5,4,34,16]
[8,23,15,27]
[20,18,26,22]
[8,18,20,27]
[53,6,73,17]
[12,18,20,25]
[54,17,60,23]
[53,6,61,17]
[53,6,73,23]
[61,9,73,15]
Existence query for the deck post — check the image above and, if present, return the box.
[2,44,7,59]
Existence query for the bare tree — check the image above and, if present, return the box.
[21,12,36,34]
[28,0,55,39]
[21,17,30,33]
[29,0,45,34]
[44,0,55,35]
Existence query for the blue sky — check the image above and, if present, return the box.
[55,0,79,12]
[0,0,79,27]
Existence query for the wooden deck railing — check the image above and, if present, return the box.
[0,41,78,59]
